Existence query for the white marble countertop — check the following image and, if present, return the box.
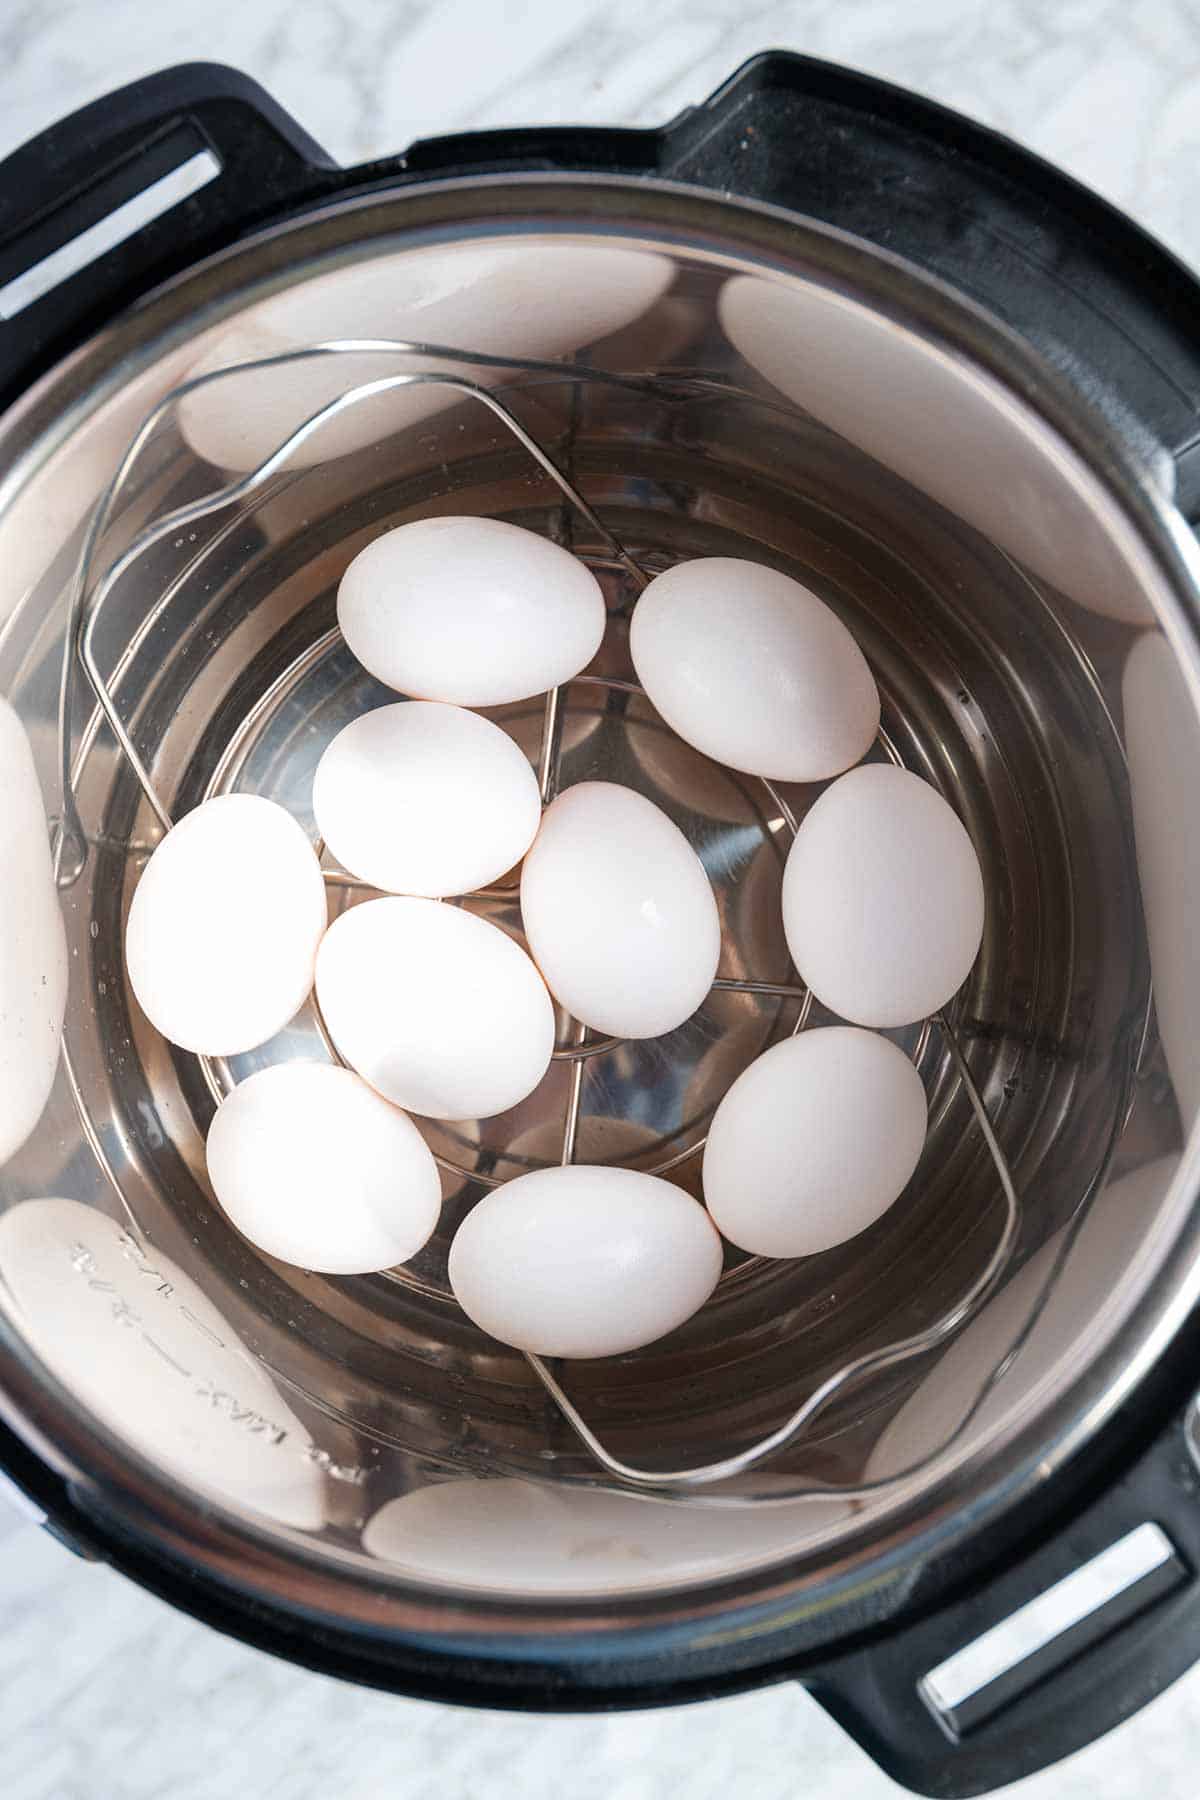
[5,0,1200,271]
[5,3,1200,1797]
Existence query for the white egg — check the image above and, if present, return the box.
[312,701,541,897]
[0,700,68,1166]
[337,516,606,706]
[178,242,673,473]
[362,1475,852,1594]
[1123,632,1200,1130]
[782,765,984,1027]
[703,1028,928,1257]
[0,343,196,639]
[315,896,554,1119]
[447,1164,723,1358]
[125,794,327,1056]
[629,557,880,781]
[206,1063,441,1273]
[520,781,721,1039]
[865,1156,1179,1483]
[719,274,1156,628]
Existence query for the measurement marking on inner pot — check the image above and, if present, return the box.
[67,1239,370,1486]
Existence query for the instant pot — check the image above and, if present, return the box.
[3,53,1200,1798]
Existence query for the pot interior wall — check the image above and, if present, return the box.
[0,212,1192,1605]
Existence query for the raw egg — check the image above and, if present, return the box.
[206,1063,441,1273]
[125,794,327,1056]
[447,1164,723,1358]
[315,896,554,1119]
[782,764,984,1027]
[629,556,880,780]
[312,701,541,897]
[703,1028,928,1257]
[520,781,721,1039]
[338,516,606,706]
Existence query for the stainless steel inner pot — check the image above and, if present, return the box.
[2,177,1199,1644]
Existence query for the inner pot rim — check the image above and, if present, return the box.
[1,170,1199,1645]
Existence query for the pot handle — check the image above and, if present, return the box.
[0,62,339,411]
[803,1397,1200,1797]
[655,52,1200,514]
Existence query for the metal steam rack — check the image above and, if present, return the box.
[52,337,1054,1503]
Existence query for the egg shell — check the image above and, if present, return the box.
[865,1155,1178,1483]
[0,343,196,639]
[703,1028,928,1258]
[520,781,721,1039]
[315,896,554,1120]
[312,701,541,897]
[337,516,606,706]
[206,1063,442,1273]
[447,1164,723,1358]
[0,700,68,1167]
[178,242,674,473]
[125,794,327,1057]
[629,557,880,781]
[719,274,1155,628]
[782,764,984,1028]
[1123,632,1200,1130]
[362,1475,852,1594]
